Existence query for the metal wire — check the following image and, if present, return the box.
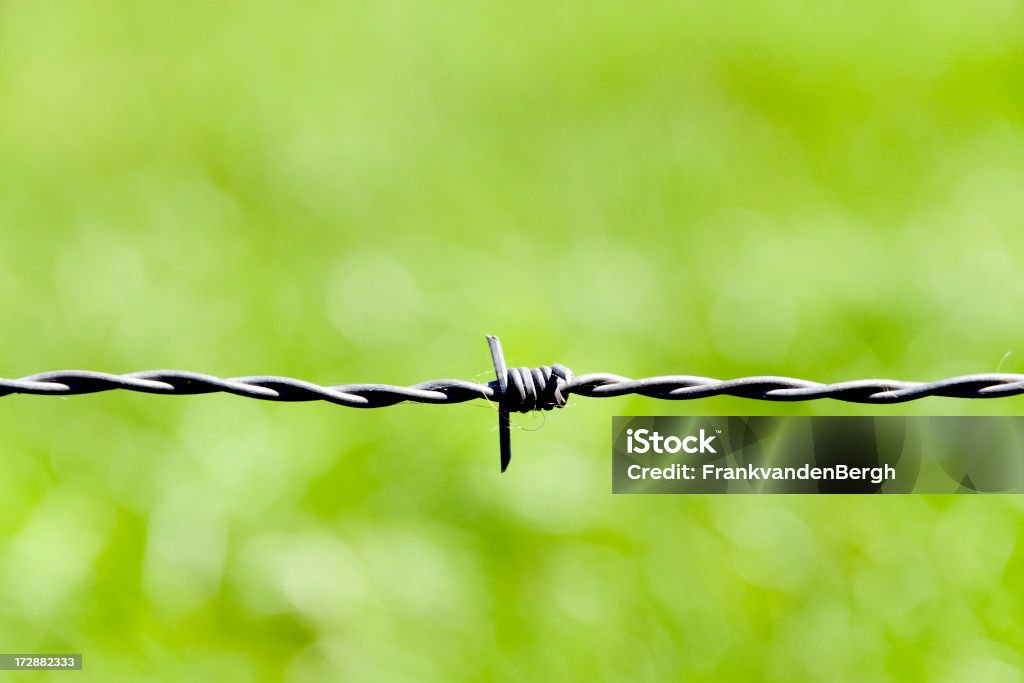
[3,335,1023,470]
[3,358,1022,405]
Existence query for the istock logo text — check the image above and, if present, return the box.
[626,428,717,454]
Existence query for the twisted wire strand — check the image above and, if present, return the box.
[3,370,1023,405]
[5,335,1023,471]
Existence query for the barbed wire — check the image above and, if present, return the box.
[3,335,1023,470]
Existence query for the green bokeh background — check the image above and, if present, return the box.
[2,2,1024,680]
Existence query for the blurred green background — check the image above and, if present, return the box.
[2,1,1024,680]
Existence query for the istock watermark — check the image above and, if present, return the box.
[625,428,718,454]
[613,416,1024,494]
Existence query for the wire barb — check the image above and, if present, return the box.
[3,337,1024,471]
[487,335,513,473]
[485,335,573,472]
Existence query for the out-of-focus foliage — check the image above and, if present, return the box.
[2,1,1024,680]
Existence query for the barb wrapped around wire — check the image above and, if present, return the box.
[2,335,1023,470]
